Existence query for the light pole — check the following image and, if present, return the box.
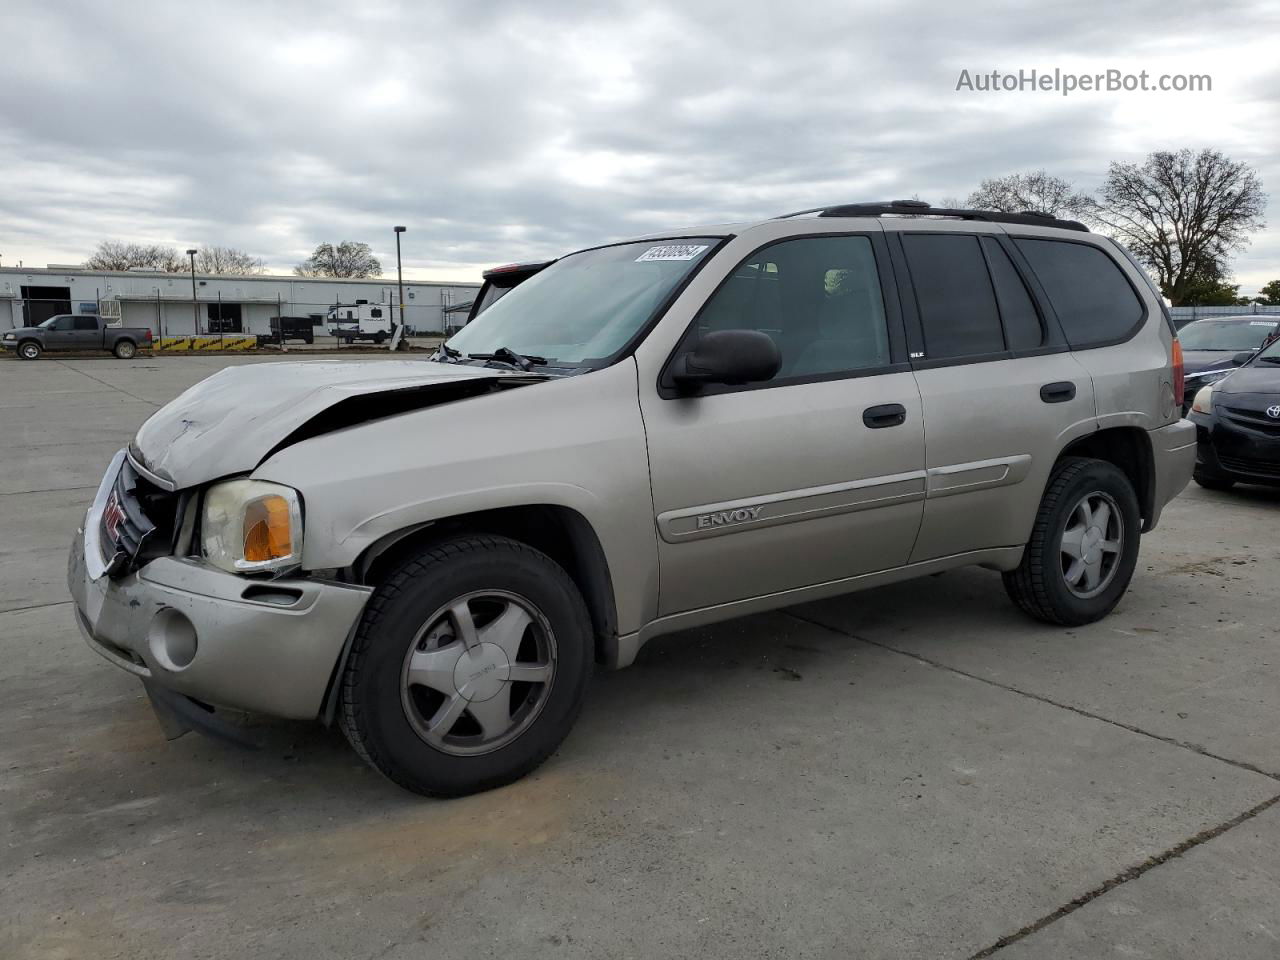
[186,248,198,335]
[393,226,406,340]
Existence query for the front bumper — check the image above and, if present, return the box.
[68,462,372,720]
[1191,405,1280,486]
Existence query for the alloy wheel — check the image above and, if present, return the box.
[399,589,557,757]
[1059,491,1124,599]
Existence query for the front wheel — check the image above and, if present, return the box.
[17,340,42,360]
[1003,457,1141,626]
[340,535,592,797]
[113,339,137,359]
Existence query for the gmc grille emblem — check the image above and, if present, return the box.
[696,506,765,529]
[103,491,125,543]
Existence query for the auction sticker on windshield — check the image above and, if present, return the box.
[635,244,710,262]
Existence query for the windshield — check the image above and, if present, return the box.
[1179,319,1278,351]
[446,238,720,366]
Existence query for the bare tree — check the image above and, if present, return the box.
[195,245,266,275]
[1093,149,1266,306]
[84,240,184,272]
[965,171,1095,219]
[294,241,382,278]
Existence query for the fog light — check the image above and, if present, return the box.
[148,608,198,670]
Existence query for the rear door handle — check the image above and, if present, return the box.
[863,403,907,428]
[1040,381,1076,404]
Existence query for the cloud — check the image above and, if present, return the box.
[1,0,1278,291]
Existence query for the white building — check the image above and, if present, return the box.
[0,266,479,336]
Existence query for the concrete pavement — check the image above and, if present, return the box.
[2,353,1277,959]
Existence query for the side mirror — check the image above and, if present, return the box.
[672,330,781,390]
[1231,351,1254,366]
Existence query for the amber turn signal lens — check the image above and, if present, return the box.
[242,495,294,563]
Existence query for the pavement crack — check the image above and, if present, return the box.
[2,600,73,615]
[785,610,1280,783]
[53,359,160,407]
[964,791,1280,958]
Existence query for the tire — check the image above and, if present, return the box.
[113,339,137,359]
[374,332,387,344]
[1193,467,1235,491]
[17,340,42,360]
[340,535,592,797]
[1003,457,1141,626]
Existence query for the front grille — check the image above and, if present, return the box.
[1218,455,1280,479]
[1221,405,1280,434]
[100,459,181,577]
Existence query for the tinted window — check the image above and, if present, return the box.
[370,307,383,318]
[694,235,890,379]
[74,316,98,331]
[902,234,1004,359]
[1015,239,1144,347]
[981,238,1043,351]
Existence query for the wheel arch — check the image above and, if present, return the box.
[354,504,620,667]
[1058,426,1156,531]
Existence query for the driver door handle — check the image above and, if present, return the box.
[863,403,907,429]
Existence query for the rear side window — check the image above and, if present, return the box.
[902,234,1004,359]
[1014,239,1144,348]
[981,238,1043,351]
[74,317,98,331]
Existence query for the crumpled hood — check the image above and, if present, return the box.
[133,359,539,488]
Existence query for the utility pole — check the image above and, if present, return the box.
[186,249,199,334]
[394,226,407,347]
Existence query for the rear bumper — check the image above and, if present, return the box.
[1146,419,1196,529]
[68,484,372,719]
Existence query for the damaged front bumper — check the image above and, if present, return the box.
[68,467,372,731]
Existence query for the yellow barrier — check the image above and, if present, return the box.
[156,335,257,352]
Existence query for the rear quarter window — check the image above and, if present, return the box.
[1013,238,1145,348]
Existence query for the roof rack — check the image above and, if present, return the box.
[773,199,1089,233]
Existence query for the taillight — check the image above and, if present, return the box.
[1171,339,1185,402]
[143,329,153,342]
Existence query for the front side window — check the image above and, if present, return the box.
[1015,239,1144,348]
[692,234,890,379]
[447,238,719,366]
[902,234,1004,359]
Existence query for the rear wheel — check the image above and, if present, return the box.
[113,339,137,359]
[17,340,42,360]
[1193,467,1235,491]
[340,535,592,797]
[1003,457,1141,626]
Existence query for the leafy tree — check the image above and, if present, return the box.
[84,240,184,272]
[295,241,382,278]
[965,171,1095,220]
[1092,149,1266,306]
[195,245,266,275]
[1254,279,1280,305]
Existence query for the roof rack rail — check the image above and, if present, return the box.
[773,199,1089,233]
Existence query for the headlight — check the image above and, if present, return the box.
[1187,369,1229,386]
[201,479,303,575]
[2,333,14,340]
[1190,383,1216,415]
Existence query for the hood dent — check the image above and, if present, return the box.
[133,360,542,488]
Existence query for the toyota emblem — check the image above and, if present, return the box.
[1268,405,1280,419]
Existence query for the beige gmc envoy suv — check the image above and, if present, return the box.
[69,200,1195,796]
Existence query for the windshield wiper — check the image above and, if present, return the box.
[434,343,461,362]
[1257,355,1280,364]
[465,346,548,371]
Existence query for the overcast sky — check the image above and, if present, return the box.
[2,0,1279,292]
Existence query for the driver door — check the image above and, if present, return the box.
[638,232,925,616]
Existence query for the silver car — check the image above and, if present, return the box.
[69,201,1195,797]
